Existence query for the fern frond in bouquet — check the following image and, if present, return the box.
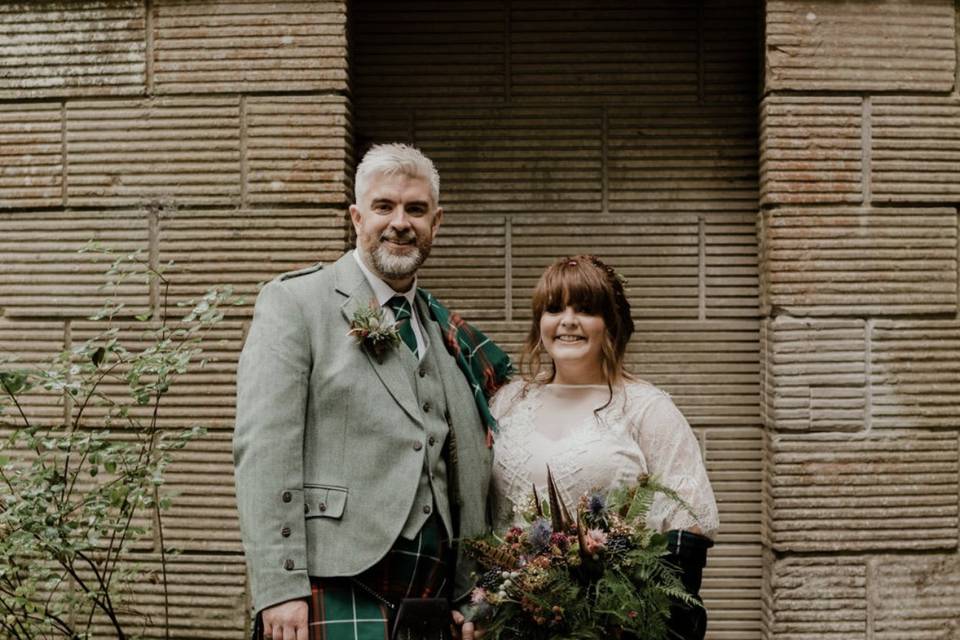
[463,471,700,640]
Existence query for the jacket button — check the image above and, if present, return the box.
[418,366,427,378]
[428,436,436,446]
[422,401,431,413]
[283,559,294,571]
[281,526,291,538]
[422,504,431,514]
[319,502,327,512]
[413,441,423,451]
[281,491,292,503]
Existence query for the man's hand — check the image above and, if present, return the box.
[262,599,308,640]
[451,609,484,640]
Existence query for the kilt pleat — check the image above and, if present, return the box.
[257,515,450,640]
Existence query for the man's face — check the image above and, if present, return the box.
[349,172,443,289]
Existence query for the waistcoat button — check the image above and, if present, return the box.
[422,505,432,514]
[281,491,292,503]
[422,401,431,413]
[281,526,291,537]
[413,441,423,451]
[418,366,427,378]
[283,559,294,571]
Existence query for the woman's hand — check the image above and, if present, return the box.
[452,609,484,640]
[262,599,308,640]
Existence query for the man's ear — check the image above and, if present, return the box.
[430,207,444,239]
[349,204,361,230]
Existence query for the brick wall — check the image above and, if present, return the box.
[760,1,960,638]
[0,1,351,636]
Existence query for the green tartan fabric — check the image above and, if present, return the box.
[256,516,450,640]
[417,289,513,443]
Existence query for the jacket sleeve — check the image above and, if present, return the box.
[233,280,312,614]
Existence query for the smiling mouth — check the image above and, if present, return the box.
[555,335,585,342]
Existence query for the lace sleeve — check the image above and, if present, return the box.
[489,379,525,422]
[628,387,720,539]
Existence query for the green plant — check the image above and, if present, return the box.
[0,242,241,639]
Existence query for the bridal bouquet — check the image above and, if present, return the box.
[463,471,698,640]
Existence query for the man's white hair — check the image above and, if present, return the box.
[354,143,440,207]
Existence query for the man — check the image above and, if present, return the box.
[234,144,509,640]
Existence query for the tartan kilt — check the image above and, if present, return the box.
[255,516,451,640]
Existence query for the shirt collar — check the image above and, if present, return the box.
[352,249,418,307]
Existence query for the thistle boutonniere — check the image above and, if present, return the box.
[347,300,400,361]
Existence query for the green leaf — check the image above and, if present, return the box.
[104,460,117,474]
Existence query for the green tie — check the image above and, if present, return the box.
[387,295,418,357]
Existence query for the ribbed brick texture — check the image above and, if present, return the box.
[0,103,63,208]
[761,318,866,432]
[765,0,956,92]
[245,95,352,205]
[66,97,242,207]
[760,96,863,206]
[0,0,146,99]
[765,431,959,552]
[871,319,960,430]
[762,207,958,316]
[0,211,150,318]
[153,0,348,94]
[763,556,867,638]
[872,96,960,204]
[871,555,960,640]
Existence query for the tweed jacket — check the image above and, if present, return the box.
[233,253,493,614]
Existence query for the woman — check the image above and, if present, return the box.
[489,254,719,640]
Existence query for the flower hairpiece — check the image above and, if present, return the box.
[347,300,401,361]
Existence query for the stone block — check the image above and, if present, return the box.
[153,0,347,94]
[417,214,507,320]
[763,554,867,639]
[245,95,352,206]
[872,96,960,204]
[706,212,761,319]
[765,430,959,552]
[629,321,761,427]
[511,213,698,319]
[0,210,150,318]
[415,107,603,214]
[0,103,63,209]
[65,97,241,208]
[351,0,505,104]
[761,317,866,432]
[703,542,763,639]
[510,1,699,104]
[760,96,863,206]
[765,0,956,92]
[871,554,960,639]
[705,427,763,543]
[157,207,347,314]
[608,105,758,212]
[761,207,957,316]
[871,319,960,429]
[0,0,146,99]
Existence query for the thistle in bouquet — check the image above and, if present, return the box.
[463,469,700,640]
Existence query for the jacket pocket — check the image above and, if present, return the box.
[303,484,348,519]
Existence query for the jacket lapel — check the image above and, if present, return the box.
[334,254,423,426]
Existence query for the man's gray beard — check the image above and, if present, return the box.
[369,243,428,280]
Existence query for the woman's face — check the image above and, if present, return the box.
[539,304,607,384]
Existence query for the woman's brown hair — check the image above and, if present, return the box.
[520,254,635,387]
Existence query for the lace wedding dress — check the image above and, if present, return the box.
[490,380,720,538]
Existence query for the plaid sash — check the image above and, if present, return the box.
[417,289,513,445]
[256,516,450,640]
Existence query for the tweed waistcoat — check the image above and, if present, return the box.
[398,325,454,540]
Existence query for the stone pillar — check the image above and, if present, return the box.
[760,1,960,638]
